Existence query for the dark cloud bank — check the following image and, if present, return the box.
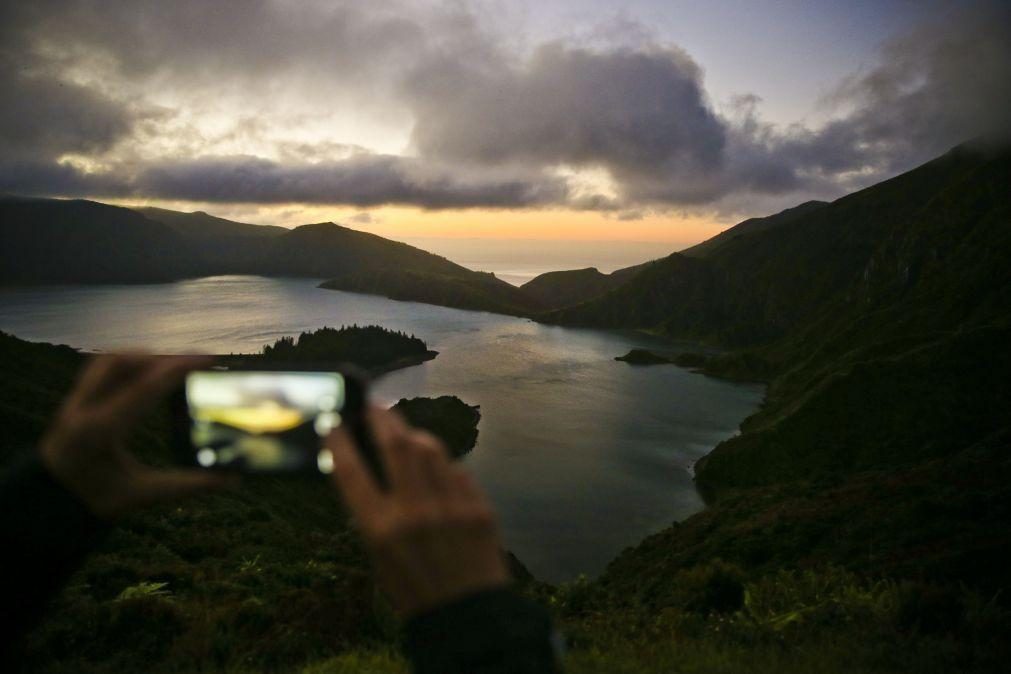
[1,0,1008,214]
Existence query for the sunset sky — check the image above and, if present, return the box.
[1,1,1008,246]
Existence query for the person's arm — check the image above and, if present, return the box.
[328,408,561,673]
[0,354,227,661]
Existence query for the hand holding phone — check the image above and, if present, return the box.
[173,369,383,482]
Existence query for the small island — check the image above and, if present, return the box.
[391,395,481,458]
[222,325,438,375]
[615,348,674,365]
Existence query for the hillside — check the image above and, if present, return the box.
[136,207,287,239]
[516,202,828,313]
[520,267,625,311]
[0,198,542,315]
[550,141,1011,624]
[0,197,202,283]
[520,260,655,311]
[321,268,540,316]
[545,143,1010,346]
[680,200,827,259]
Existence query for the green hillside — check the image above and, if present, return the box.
[680,200,827,259]
[520,261,655,311]
[536,141,1011,647]
[544,143,1009,346]
[521,267,625,310]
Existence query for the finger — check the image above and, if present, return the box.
[410,431,453,496]
[101,355,214,424]
[73,353,154,405]
[368,406,417,492]
[448,464,489,505]
[380,409,439,498]
[327,426,386,527]
[127,469,237,511]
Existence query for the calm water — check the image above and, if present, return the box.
[0,276,763,582]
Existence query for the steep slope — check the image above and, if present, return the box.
[578,142,1011,606]
[680,200,827,259]
[136,207,286,239]
[520,267,620,310]
[518,202,826,313]
[0,196,203,283]
[262,222,542,313]
[257,222,468,278]
[520,259,659,311]
[320,268,539,316]
[545,143,1010,346]
[693,144,1010,490]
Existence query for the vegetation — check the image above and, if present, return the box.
[2,143,1009,672]
[520,267,621,311]
[520,263,652,312]
[539,141,1011,670]
[0,196,201,283]
[391,396,481,458]
[258,325,434,372]
[320,268,539,317]
[0,331,484,673]
[614,349,673,365]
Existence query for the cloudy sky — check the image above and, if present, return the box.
[1,0,1008,244]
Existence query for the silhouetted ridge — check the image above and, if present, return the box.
[0,198,539,315]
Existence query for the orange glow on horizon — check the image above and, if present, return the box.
[112,198,732,249]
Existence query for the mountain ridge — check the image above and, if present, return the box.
[0,197,537,314]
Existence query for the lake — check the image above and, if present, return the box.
[0,275,763,582]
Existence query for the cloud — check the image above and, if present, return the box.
[0,64,138,162]
[1,1,1008,213]
[0,153,571,210]
[808,0,1011,176]
[406,42,725,176]
[133,154,571,208]
[348,212,376,225]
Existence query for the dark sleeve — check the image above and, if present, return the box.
[403,588,561,674]
[0,452,109,661]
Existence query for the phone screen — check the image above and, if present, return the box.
[183,370,345,474]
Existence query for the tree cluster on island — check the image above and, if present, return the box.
[391,396,481,459]
[259,325,431,371]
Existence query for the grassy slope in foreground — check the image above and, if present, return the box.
[0,329,494,672]
[6,338,1009,674]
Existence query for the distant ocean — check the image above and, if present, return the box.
[399,237,679,286]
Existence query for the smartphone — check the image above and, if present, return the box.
[172,368,382,481]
